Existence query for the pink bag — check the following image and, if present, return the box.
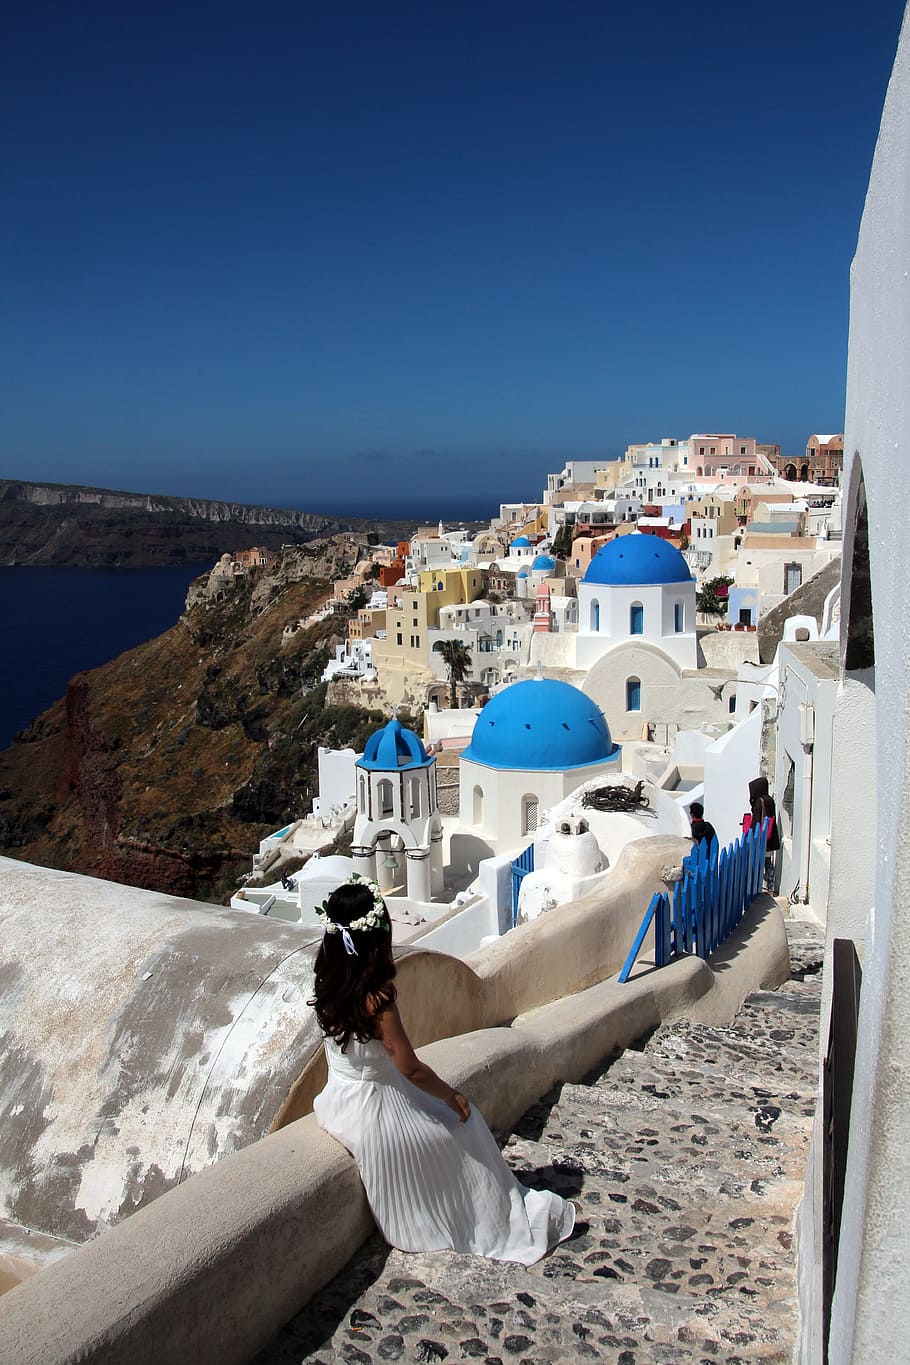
[743,812,775,839]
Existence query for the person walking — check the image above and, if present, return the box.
[748,776,780,889]
[689,801,717,850]
[309,875,576,1265]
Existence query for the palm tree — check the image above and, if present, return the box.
[432,639,473,709]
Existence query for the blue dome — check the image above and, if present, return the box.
[516,568,529,578]
[532,554,555,570]
[463,679,618,772]
[358,718,432,771]
[584,532,693,586]
[511,535,531,548]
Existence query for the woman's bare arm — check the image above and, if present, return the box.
[375,1003,470,1122]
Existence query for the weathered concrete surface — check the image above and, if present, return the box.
[0,897,790,1364]
[257,918,823,1365]
[0,858,326,1244]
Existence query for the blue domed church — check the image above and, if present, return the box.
[351,719,443,900]
[455,678,620,856]
[576,532,697,671]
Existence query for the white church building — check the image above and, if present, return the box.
[452,676,621,859]
[575,531,698,671]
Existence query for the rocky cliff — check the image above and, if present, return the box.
[0,542,388,901]
[0,479,366,566]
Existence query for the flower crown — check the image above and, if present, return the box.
[316,873,386,935]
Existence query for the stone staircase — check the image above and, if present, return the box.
[257,917,824,1365]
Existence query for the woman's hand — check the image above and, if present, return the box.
[448,1089,471,1123]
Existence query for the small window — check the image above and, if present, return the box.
[784,563,802,595]
[630,602,644,635]
[728,693,736,713]
[522,795,539,835]
[591,600,600,631]
[674,603,684,632]
[626,676,641,711]
[396,632,403,646]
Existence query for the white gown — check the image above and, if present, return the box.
[313,1034,575,1266]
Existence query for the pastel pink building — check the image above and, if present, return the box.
[688,433,768,478]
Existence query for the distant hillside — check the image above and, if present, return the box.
[0,543,389,900]
[0,479,412,566]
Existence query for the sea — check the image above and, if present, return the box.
[0,565,209,751]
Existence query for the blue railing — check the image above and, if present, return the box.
[511,844,535,927]
[619,818,771,983]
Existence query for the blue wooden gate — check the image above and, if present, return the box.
[511,844,535,927]
[619,819,771,983]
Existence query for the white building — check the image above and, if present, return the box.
[795,17,910,1361]
[543,459,613,504]
[322,637,377,683]
[576,532,698,672]
[451,677,621,862]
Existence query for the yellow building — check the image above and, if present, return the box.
[687,493,739,536]
[415,567,484,625]
[348,608,387,641]
[368,571,486,708]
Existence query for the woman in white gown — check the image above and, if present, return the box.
[311,876,575,1266]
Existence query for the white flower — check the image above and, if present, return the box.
[317,873,386,935]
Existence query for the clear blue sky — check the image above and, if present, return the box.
[1,1,905,519]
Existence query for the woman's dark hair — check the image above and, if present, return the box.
[308,882,397,1050]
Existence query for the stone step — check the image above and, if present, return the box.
[256,954,819,1364]
[589,1040,818,1120]
[260,1236,796,1363]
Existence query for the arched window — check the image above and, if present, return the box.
[626,676,641,711]
[521,794,539,836]
[377,779,394,818]
[409,777,422,819]
[591,599,600,631]
[473,784,484,827]
[630,602,644,635]
[359,774,367,812]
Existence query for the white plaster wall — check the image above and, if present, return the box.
[701,705,762,849]
[414,896,499,956]
[773,648,837,915]
[527,630,577,670]
[698,631,760,670]
[315,747,359,813]
[671,729,715,768]
[576,581,697,670]
[819,12,910,1362]
[457,758,622,855]
[581,643,734,742]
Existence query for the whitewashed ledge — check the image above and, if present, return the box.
[0,896,788,1365]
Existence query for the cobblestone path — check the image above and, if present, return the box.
[257,918,824,1365]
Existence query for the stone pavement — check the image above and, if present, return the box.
[256,917,824,1365]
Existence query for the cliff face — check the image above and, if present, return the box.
[0,543,387,900]
[0,479,346,566]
